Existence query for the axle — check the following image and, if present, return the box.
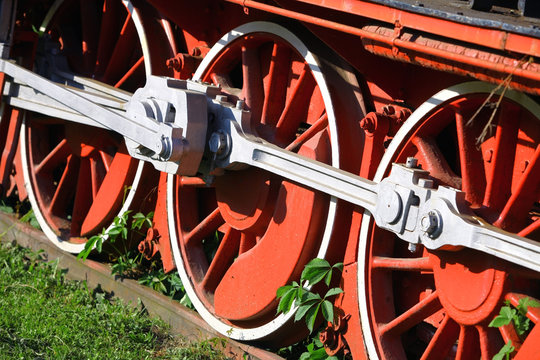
[1,58,539,272]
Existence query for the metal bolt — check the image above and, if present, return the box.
[484,149,493,163]
[522,160,529,173]
[420,210,440,236]
[360,115,376,133]
[406,157,418,168]
[236,99,245,110]
[319,329,337,348]
[408,243,418,252]
[215,94,228,103]
[209,131,228,156]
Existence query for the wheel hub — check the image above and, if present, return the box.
[433,250,506,324]
[215,168,277,233]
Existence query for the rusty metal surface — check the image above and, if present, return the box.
[0,212,284,360]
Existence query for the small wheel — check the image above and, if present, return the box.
[168,22,364,342]
[358,82,540,359]
[20,0,173,253]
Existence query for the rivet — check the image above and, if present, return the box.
[484,149,493,163]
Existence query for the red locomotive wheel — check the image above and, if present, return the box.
[168,22,364,342]
[358,82,540,359]
[20,0,173,253]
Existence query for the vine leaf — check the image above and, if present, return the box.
[489,305,515,328]
[492,340,514,360]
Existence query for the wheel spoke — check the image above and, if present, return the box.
[70,158,93,236]
[483,103,521,211]
[103,13,136,84]
[285,113,328,152]
[241,45,264,124]
[48,155,79,215]
[519,218,540,237]
[454,105,486,206]
[114,55,144,88]
[34,139,70,175]
[89,157,101,199]
[274,64,316,143]
[506,293,540,323]
[499,323,522,352]
[455,325,480,360]
[371,256,433,272]
[98,150,112,172]
[201,227,240,292]
[379,290,442,337]
[411,136,461,189]
[79,0,99,74]
[239,232,257,254]
[261,43,291,127]
[495,144,540,231]
[184,208,224,248]
[420,315,460,360]
[95,0,122,75]
[477,325,504,360]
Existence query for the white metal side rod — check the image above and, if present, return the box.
[1,61,538,272]
[223,121,540,272]
[0,59,163,154]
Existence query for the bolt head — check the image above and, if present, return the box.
[408,243,418,252]
[420,211,439,235]
[215,94,228,103]
[208,131,229,157]
[406,157,418,168]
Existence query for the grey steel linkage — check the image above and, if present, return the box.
[1,61,539,272]
[209,105,540,272]
[0,59,166,156]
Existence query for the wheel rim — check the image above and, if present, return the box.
[168,22,364,341]
[20,0,169,253]
[358,82,540,359]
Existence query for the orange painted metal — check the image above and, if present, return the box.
[358,87,539,359]
[224,0,540,94]
[288,0,540,56]
[0,107,22,196]
[514,322,540,360]
[362,24,540,96]
[333,262,368,359]
[139,172,176,273]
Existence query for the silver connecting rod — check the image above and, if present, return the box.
[218,119,540,272]
[227,124,379,213]
[0,59,164,155]
[1,61,538,272]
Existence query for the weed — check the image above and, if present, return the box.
[277,258,343,333]
[156,335,231,359]
[489,296,540,359]
[276,258,345,360]
[75,208,193,309]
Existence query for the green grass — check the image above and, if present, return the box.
[0,241,229,360]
